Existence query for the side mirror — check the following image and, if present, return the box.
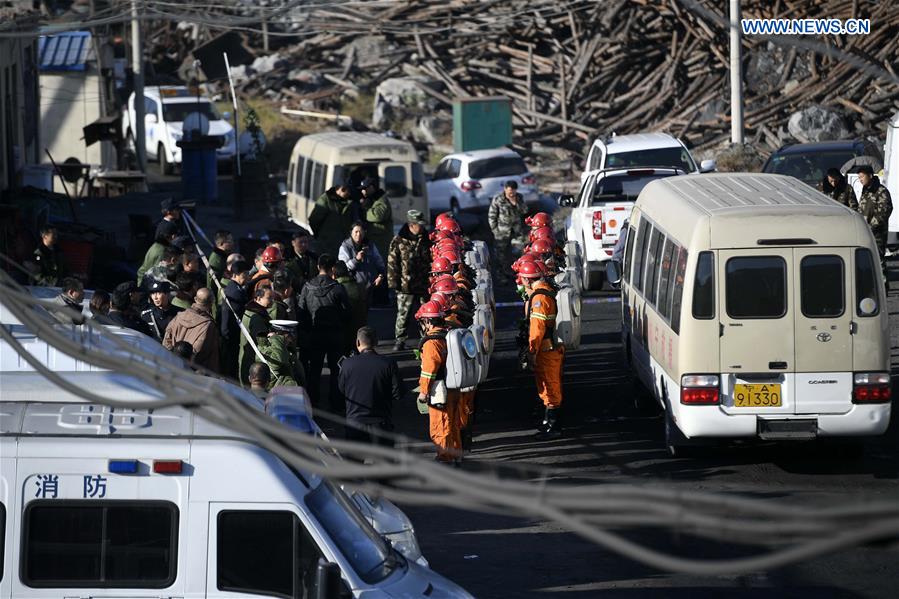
[557,194,576,207]
[699,159,717,173]
[145,113,158,124]
[606,260,622,289]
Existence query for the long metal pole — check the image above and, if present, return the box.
[729,0,744,144]
[132,0,146,171]
[224,52,241,177]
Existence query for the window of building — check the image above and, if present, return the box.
[726,256,787,319]
[800,255,844,318]
[23,501,177,588]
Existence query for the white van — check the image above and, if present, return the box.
[0,371,472,598]
[286,132,428,233]
[619,173,891,456]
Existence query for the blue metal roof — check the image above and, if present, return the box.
[38,31,93,72]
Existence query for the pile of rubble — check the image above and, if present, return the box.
[147,0,898,170]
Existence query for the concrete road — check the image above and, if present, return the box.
[360,263,899,598]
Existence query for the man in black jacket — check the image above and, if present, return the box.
[140,280,183,341]
[219,262,250,379]
[338,326,402,447]
[297,253,350,411]
[106,284,151,336]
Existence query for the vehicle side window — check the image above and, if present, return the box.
[295,156,306,196]
[22,501,177,588]
[855,248,880,317]
[433,160,449,180]
[311,162,326,200]
[287,163,295,194]
[633,218,652,293]
[622,225,636,284]
[670,247,688,334]
[657,239,676,319]
[304,159,315,199]
[645,229,665,306]
[411,162,424,196]
[726,256,787,319]
[588,147,601,171]
[801,255,844,318]
[218,510,323,599]
[144,97,158,116]
[384,165,408,197]
[447,159,461,179]
[692,251,715,319]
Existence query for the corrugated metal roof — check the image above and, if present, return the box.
[38,31,94,72]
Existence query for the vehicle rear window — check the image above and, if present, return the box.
[23,501,177,588]
[763,150,856,185]
[633,219,652,292]
[162,101,220,123]
[726,256,787,319]
[692,252,715,319]
[590,173,672,205]
[645,229,664,305]
[801,255,844,317]
[855,248,880,317]
[605,147,694,172]
[469,156,527,179]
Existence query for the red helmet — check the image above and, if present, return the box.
[517,259,545,279]
[436,218,462,234]
[525,212,551,228]
[261,245,283,267]
[431,275,459,295]
[429,292,449,310]
[415,300,445,320]
[530,239,555,256]
[439,249,461,265]
[434,212,457,229]
[512,252,540,272]
[530,226,554,242]
[430,257,453,275]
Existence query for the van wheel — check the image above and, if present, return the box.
[664,412,694,458]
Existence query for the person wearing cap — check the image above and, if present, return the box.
[239,286,274,386]
[163,287,220,373]
[360,176,393,259]
[285,228,319,291]
[309,183,356,256]
[106,282,151,336]
[488,180,528,284]
[387,209,432,351]
[137,220,179,285]
[821,168,858,211]
[251,245,284,294]
[140,280,183,342]
[259,319,306,389]
[857,164,893,286]
[155,198,184,241]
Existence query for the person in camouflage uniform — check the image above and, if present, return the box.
[488,180,528,284]
[387,210,432,350]
[258,320,306,389]
[822,168,858,211]
[857,165,893,286]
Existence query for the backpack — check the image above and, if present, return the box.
[444,328,480,390]
[529,286,581,350]
[471,240,491,268]
[464,249,488,270]
[473,305,495,353]
[470,324,491,384]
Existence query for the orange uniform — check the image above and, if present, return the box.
[418,327,461,462]
[527,281,564,408]
[443,307,476,440]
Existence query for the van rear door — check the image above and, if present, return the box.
[379,162,416,230]
[792,248,854,414]
[718,250,795,416]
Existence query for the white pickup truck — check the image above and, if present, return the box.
[122,85,236,174]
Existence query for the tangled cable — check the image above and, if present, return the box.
[2,269,898,576]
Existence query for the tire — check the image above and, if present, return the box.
[582,259,603,291]
[664,410,693,458]
[158,144,171,176]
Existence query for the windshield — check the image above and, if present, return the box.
[161,101,221,123]
[305,480,397,584]
[469,156,527,179]
[763,151,856,186]
[591,173,674,205]
[606,147,695,172]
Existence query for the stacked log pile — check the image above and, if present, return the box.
[151,0,899,161]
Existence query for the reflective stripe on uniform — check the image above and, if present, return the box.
[421,371,437,379]
[530,313,556,321]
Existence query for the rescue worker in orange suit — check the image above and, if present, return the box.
[415,300,462,464]
[252,245,284,293]
[519,260,564,439]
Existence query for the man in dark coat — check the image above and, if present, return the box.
[821,168,858,210]
[338,326,403,446]
[297,253,350,411]
[308,184,355,256]
[284,228,319,292]
[106,284,151,336]
[28,225,64,287]
[219,262,250,379]
[140,280,183,341]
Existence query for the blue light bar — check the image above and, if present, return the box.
[108,459,139,474]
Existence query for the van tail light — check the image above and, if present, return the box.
[852,372,891,404]
[460,180,481,192]
[522,174,536,185]
[681,374,720,405]
[153,460,184,474]
[592,210,604,239]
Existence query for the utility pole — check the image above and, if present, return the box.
[132,0,146,171]
[729,0,744,145]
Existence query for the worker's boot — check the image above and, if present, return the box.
[535,407,562,440]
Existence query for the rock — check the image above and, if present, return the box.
[371,77,439,130]
[287,69,324,87]
[787,105,849,143]
[228,64,252,85]
[251,53,286,75]
[415,115,452,145]
[712,143,765,172]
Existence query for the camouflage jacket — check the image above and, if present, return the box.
[387,224,432,294]
[488,193,527,240]
[858,177,893,231]
[259,334,306,389]
[827,180,858,211]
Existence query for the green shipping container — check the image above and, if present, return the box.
[453,97,512,152]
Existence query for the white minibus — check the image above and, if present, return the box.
[618,173,891,456]
[286,132,428,233]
